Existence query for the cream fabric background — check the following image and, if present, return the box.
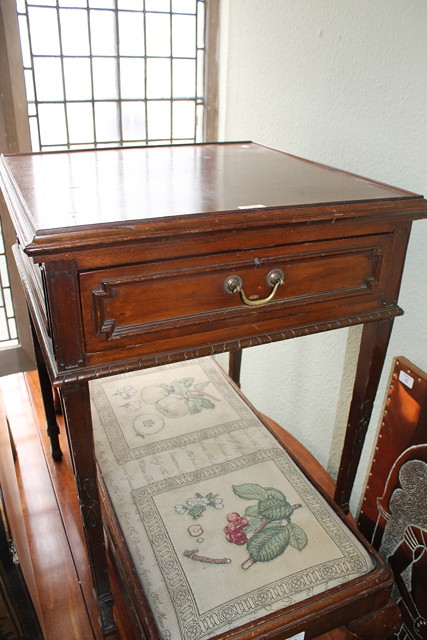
[91,358,373,640]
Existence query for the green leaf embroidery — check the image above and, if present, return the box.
[246,526,290,564]
[187,504,205,519]
[245,518,265,535]
[243,505,260,518]
[258,496,294,522]
[265,487,287,501]
[194,382,210,391]
[170,378,193,396]
[230,483,308,569]
[288,523,308,551]
[189,402,202,415]
[233,483,269,501]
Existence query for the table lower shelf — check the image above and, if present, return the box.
[0,367,401,640]
[90,357,399,640]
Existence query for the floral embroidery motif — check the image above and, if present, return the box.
[113,385,143,412]
[227,483,307,569]
[175,493,224,519]
[114,385,137,400]
[141,377,218,418]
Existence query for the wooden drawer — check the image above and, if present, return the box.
[80,234,392,356]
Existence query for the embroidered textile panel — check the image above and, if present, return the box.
[91,357,374,640]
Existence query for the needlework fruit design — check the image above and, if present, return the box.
[141,377,218,418]
[227,483,307,569]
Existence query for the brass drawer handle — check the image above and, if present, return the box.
[224,269,284,307]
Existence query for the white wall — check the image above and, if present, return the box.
[217,0,427,513]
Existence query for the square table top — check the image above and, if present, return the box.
[1,141,425,258]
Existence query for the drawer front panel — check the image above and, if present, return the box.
[80,235,390,354]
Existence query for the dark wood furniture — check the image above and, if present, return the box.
[1,142,426,637]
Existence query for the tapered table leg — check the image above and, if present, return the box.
[335,318,394,513]
[229,349,243,387]
[61,380,116,635]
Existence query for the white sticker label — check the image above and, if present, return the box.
[285,633,305,640]
[237,204,267,209]
[399,370,414,389]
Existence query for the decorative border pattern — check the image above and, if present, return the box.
[132,450,371,640]
[90,358,254,464]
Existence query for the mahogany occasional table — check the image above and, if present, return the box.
[1,142,426,636]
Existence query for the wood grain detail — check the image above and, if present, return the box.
[82,240,385,351]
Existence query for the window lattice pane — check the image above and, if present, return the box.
[120,58,145,100]
[147,100,171,140]
[90,10,118,56]
[118,0,144,10]
[59,8,90,55]
[17,0,206,150]
[94,101,120,141]
[121,101,146,141]
[0,223,18,346]
[92,58,119,100]
[89,0,115,10]
[173,100,195,139]
[173,59,196,97]
[145,0,170,12]
[59,0,87,7]
[173,0,197,13]
[67,103,95,143]
[33,57,64,101]
[118,12,145,56]
[64,58,92,100]
[146,58,171,99]
[145,13,171,57]
[172,14,196,57]
[28,7,60,55]
[38,103,67,145]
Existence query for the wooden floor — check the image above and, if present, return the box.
[1,370,141,640]
[0,370,363,640]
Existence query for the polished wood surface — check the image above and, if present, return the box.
[0,372,95,640]
[0,383,41,626]
[1,142,425,635]
[0,143,419,240]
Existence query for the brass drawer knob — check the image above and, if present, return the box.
[224,269,284,307]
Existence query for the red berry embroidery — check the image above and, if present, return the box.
[224,513,249,545]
